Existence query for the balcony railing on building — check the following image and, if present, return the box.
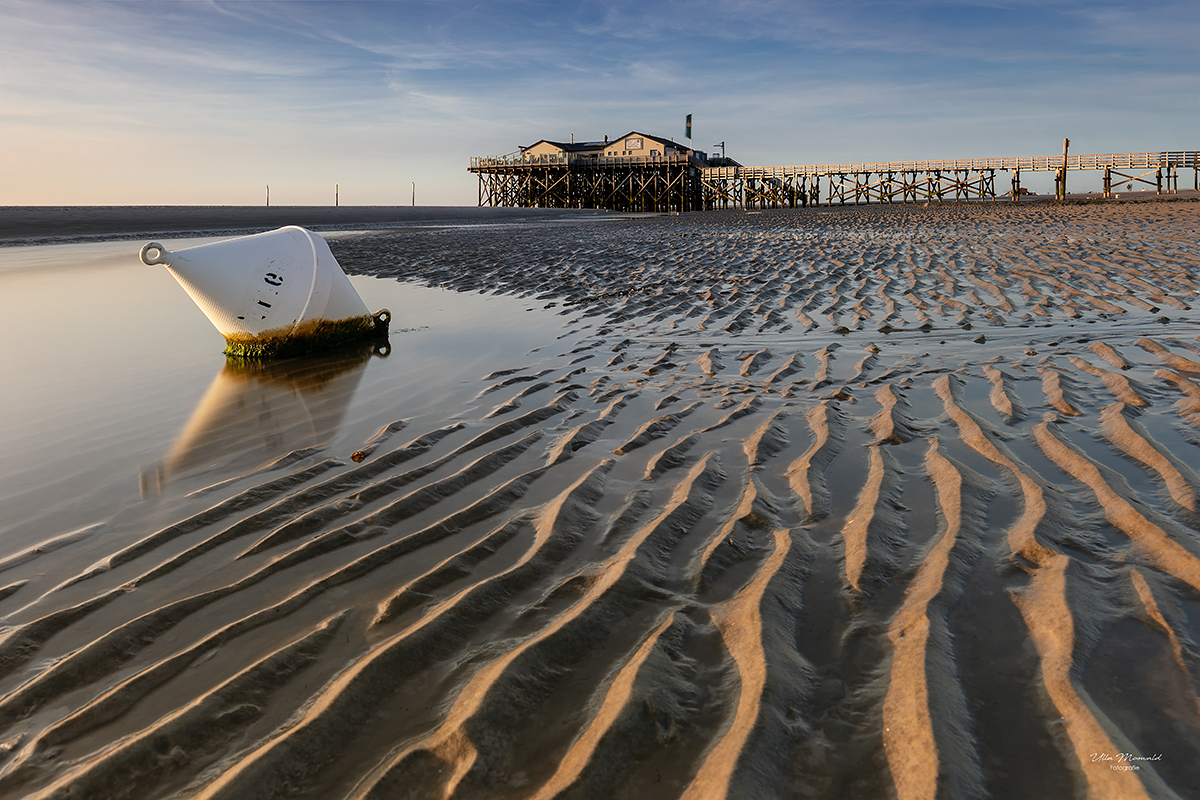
[470,151,696,169]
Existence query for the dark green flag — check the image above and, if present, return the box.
[686,114,692,139]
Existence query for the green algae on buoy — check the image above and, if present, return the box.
[140,226,389,358]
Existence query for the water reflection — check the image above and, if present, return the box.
[141,340,389,495]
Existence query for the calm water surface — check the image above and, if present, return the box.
[0,235,579,561]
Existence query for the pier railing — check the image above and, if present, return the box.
[703,151,1200,179]
[471,152,566,167]
[472,150,1199,174]
[470,151,694,169]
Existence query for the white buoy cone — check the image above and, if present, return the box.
[141,226,389,358]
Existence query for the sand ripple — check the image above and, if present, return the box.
[3,203,1200,798]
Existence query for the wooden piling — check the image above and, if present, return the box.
[1059,138,1070,200]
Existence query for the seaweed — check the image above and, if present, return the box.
[222,309,390,360]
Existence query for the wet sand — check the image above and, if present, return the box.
[0,206,605,247]
[1,202,1199,799]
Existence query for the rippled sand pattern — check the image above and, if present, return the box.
[4,203,1200,798]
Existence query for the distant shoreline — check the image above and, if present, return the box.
[0,205,611,247]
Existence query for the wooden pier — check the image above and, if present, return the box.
[469,146,1199,211]
[470,151,704,212]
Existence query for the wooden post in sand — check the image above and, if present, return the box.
[1057,138,1069,200]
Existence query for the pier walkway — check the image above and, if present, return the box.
[703,151,1200,208]
[469,150,1199,211]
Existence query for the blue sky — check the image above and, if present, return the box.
[1,0,1195,206]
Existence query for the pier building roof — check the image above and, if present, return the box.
[520,131,691,159]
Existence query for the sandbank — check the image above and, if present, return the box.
[0,202,1198,799]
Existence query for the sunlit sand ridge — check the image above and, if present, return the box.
[1,202,1199,798]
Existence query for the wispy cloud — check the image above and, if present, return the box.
[0,0,1194,204]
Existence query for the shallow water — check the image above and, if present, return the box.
[0,238,577,558]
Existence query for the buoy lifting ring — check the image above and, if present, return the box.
[140,242,170,266]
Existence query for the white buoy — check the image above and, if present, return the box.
[141,226,389,358]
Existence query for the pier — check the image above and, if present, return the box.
[470,151,703,213]
[469,143,1199,211]
[469,131,707,213]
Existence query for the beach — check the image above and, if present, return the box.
[1,201,1199,799]
[0,206,605,247]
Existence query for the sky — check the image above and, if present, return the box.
[1,0,1196,206]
